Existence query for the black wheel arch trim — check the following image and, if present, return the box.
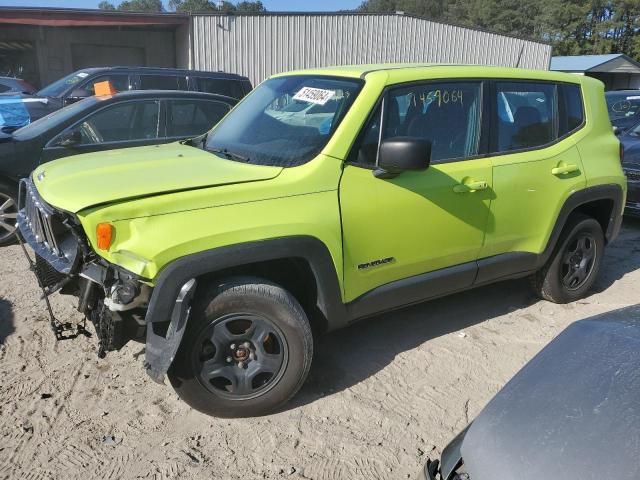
[144,236,348,332]
[537,183,624,268]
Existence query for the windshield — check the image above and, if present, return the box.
[13,96,99,139]
[37,70,93,98]
[205,75,363,167]
[605,92,640,121]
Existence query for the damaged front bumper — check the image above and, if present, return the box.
[16,177,197,383]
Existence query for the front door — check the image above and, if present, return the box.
[340,80,492,302]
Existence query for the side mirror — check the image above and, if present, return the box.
[374,137,431,179]
[57,129,81,147]
[64,88,92,105]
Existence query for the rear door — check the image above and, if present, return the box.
[42,99,164,162]
[478,81,586,269]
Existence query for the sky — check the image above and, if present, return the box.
[0,0,362,11]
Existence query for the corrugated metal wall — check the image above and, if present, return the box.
[191,13,552,85]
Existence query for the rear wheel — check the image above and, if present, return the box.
[531,214,604,303]
[0,182,18,247]
[168,277,313,417]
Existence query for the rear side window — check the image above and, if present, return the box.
[494,82,555,153]
[559,84,584,137]
[166,99,231,138]
[196,78,244,99]
[140,75,187,90]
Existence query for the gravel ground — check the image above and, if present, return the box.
[1,219,639,480]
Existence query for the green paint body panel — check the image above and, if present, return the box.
[31,65,626,306]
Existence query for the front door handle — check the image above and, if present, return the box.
[551,164,579,175]
[453,180,488,193]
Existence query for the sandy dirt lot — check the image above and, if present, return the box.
[1,219,639,480]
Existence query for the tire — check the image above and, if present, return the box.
[168,277,313,418]
[0,182,18,247]
[531,213,605,303]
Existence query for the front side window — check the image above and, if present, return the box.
[352,82,482,165]
[166,99,230,138]
[494,82,555,152]
[205,75,363,167]
[57,100,159,145]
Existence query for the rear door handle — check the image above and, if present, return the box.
[552,164,579,175]
[453,180,488,193]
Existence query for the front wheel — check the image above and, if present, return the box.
[531,214,605,303]
[0,182,18,247]
[168,277,313,418]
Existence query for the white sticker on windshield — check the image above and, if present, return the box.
[627,96,640,100]
[293,87,336,105]
[77,72,89,78]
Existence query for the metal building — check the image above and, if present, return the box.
[0,8,551,89]
[189,13,552,85]
[551,54,640,90]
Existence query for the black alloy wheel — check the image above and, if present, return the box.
[194,313,288,399]
[561,233,597,291]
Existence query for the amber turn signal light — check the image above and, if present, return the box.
[96,223,114,250]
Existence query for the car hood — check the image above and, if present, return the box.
[32,143,283,213]
[452,305,640,480]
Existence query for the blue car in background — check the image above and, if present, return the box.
[617,121,640,216]
[606,90,640,132]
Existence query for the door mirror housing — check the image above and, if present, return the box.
[57,129,81,147]
[65,88,92,105]
[374,137,431,179]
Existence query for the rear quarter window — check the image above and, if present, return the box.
[559,84,584,137]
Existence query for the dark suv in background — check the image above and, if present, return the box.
[605,89,640,132]
[0,66,252,131]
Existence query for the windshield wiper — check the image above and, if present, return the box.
[207,147,250,163]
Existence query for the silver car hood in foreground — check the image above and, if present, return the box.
[458,305,640,480]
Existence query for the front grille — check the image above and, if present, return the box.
[21,179,62,256]
[625,168,640,182]
[17,178,78,274]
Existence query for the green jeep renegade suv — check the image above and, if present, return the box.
[17,65,626,417]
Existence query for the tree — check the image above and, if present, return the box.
[355,0,640,59]
[169,0,216,12]
[169,0,266,13]
[98,1,117,9]
[116,0,164,12]
[236,1,266,12]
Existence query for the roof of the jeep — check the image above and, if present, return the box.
[271,63,587,85]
